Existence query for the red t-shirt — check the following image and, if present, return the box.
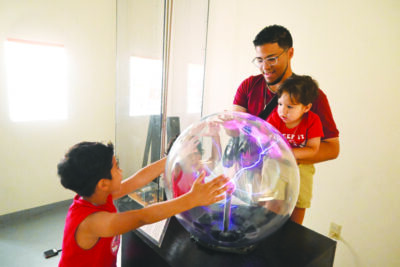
[172,169,195,198]
[59,194,120,267]
[267,110,324,148]
[234,74,339,139]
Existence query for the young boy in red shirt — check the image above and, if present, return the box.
[267,75,324,224]
[57,141,229,267]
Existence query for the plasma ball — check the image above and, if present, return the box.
[164,111,299,251]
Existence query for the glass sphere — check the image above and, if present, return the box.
[164,111,299,251]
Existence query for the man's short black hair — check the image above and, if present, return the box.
[253,25,293,49]
[277,75,319,106]
[57,141,114,197]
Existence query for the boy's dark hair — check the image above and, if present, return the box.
[253,25,293,49]
[277,75,319,106]
[57,141,114,197]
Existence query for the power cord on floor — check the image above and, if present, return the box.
[43,248,62,259]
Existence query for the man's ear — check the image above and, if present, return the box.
[287,47,294,60]
[97,178,111,192]
[304,103,312,113]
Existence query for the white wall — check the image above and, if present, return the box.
[204,0,400,266]
[0,0,116,215]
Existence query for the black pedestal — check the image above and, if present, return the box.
[117,197,336,267]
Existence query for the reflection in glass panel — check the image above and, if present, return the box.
[129,56,162,116]
[166,0,209,131]
[116,0,209,204]
[116,0,164,181]
[187,63,204,114]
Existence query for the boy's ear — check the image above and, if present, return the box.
[304,103,312,113]
[97,178,111,192]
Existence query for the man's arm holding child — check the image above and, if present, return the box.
[292,137,321,160]
[296,137,339,164]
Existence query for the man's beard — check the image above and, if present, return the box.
[267,63,288,86]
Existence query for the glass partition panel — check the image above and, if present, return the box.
[166,0,209,135]
[116,0,164,205]
[116,0,209,204]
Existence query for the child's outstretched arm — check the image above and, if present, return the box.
[80,173,229,239]
[292,137,321,160]
[112,157,167,200]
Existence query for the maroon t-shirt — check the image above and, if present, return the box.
[234,74,339,139]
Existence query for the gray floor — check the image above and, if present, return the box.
[0,200,71,267]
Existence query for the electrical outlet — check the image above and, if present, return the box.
[328,222,342,240]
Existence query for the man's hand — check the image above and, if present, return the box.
[232,105,247,113]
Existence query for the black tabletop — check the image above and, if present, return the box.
[117,196,336,267]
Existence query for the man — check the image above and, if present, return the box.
[233,25,339,224]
